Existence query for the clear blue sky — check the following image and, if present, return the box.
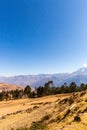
[0,0,87,76]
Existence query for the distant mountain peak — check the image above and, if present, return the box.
[0,67,87,87]
[73,67,87,75]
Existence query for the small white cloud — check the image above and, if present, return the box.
[83,64,87,67]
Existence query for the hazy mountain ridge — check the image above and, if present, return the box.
[0,67,87,87]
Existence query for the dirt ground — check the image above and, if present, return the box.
[0,92,87,130]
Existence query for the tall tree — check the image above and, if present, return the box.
[44,81,53,95]
[69,82,77,92]
[24,85,31,97]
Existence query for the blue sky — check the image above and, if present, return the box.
[0,0,87,76]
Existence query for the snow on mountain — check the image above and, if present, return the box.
[72,67,87,75]
[0,67,87,87]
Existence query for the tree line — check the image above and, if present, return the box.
[0,81,87,101]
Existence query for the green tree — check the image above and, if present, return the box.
[24,85,31,97]
[44,81,53,95]
[69,82,77,92]
[80,83,86,91]
[30,91,36,98]
[12,89,21,99]
[0,92,5,101]
[36,86,44,97]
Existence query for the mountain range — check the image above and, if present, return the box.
[0,67,87,87]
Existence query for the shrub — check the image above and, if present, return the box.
[33,105,39,110]
[41,114,51,122]
[30,121,47,130]
[74,116,81,122]
[80,92,86,97]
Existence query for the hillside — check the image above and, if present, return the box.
[0,91,87,130]
[0,83,22,92]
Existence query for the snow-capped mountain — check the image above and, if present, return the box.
[0,67,87,87]
[72,67,87,75]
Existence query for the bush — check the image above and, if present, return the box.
[41,114,51,122]
[80,92,86,97]
[74,116,81,122]
[30,121,47,130]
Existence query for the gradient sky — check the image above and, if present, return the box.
[0,0,87,76]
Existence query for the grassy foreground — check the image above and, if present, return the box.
[0,91,87,130]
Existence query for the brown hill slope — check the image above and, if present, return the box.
[0,91,87,130]
[0,82,22,92]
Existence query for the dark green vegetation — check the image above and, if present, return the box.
[0,81,87,101]
[30,121,48,130]
[74,116,81,122]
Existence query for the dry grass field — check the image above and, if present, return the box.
[0,92,87,130]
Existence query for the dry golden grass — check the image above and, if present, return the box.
[0,92,87,130]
